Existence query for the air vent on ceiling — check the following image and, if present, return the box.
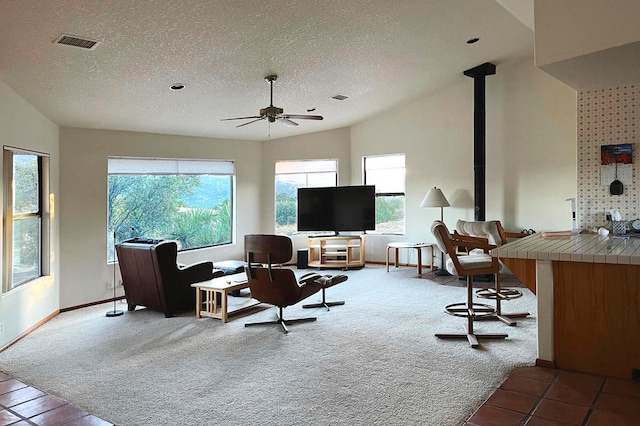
[54,34,100,50]
[331,95,348,101]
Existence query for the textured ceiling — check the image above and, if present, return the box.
[0,0,533,141]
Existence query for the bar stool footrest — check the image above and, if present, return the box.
[475,287,523,300]
[444,302,496,319]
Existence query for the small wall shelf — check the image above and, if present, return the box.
[307,235,365,269]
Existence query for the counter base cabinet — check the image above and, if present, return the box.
[494,234,640,380]
[553,261,640,379]
[308,236,365,269]
[501,258,536,295]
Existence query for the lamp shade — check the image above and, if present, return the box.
[420,187,450,208]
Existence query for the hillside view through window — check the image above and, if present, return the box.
[107,158,234,262]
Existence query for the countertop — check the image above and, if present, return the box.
[493,233,640,265]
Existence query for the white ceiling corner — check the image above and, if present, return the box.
[494,0,535,30]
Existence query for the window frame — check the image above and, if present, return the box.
[363,153,406,235]
[274,159,338,236]
[107,157,235,262]
[3,146,51,292]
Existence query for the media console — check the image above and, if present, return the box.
[307,235,365,269]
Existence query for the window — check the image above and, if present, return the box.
[364,153,405,234]
[107,157,234,262]
[274,159,337,235]
[3,147,50,291]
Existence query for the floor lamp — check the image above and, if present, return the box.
[106,231,124,317]
[420,187,451,276]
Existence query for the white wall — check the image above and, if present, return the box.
[535,0,640,67]
[350,57,577,264]
[534,0,640,90]
[489,58,577,230]
[58,128,262,309]
[0,80,59,349]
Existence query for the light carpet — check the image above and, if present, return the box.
[0,264,537,426]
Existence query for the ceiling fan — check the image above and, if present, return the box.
[221,75,324,128]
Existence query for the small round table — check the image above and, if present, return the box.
[385,242,434,275]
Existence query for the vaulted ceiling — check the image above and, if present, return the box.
[0,0,534,141]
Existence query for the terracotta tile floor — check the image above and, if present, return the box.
[465,366,640,426]
[0,370,112,426]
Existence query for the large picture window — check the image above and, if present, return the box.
[274,159,337,235]
[3,147,50,291]
[364,153,405,234]
[107,157,234,262]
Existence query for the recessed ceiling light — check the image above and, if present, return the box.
[170,83,185,90]
[466,37,480,44]
[331,95,348,101]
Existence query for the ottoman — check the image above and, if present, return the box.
[213,260,246,296]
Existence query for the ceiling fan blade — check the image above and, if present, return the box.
[282,114,324,121]
[279,118,299,127]
[221,116,262,121]
[226,76,323,130]
[235,117,265,128]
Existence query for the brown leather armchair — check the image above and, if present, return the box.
[116,240,224,317]
[244,234,348,333]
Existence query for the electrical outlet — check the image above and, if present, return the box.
[107,281,114,290]
[0,322,4,334]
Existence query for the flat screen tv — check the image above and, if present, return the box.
[297,185,376,234]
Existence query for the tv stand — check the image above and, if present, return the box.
[307,235,365,269]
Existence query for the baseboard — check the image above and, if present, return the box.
[60,296,126,313]
[535,358,556,369]
[0,309,60,353]
[1,297,127,352]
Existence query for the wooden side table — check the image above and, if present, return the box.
[191,272,262,323]
[386,242,434,275]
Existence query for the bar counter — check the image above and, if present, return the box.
[493,233,640,379]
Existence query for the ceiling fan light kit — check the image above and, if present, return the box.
[222,74,324,128]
